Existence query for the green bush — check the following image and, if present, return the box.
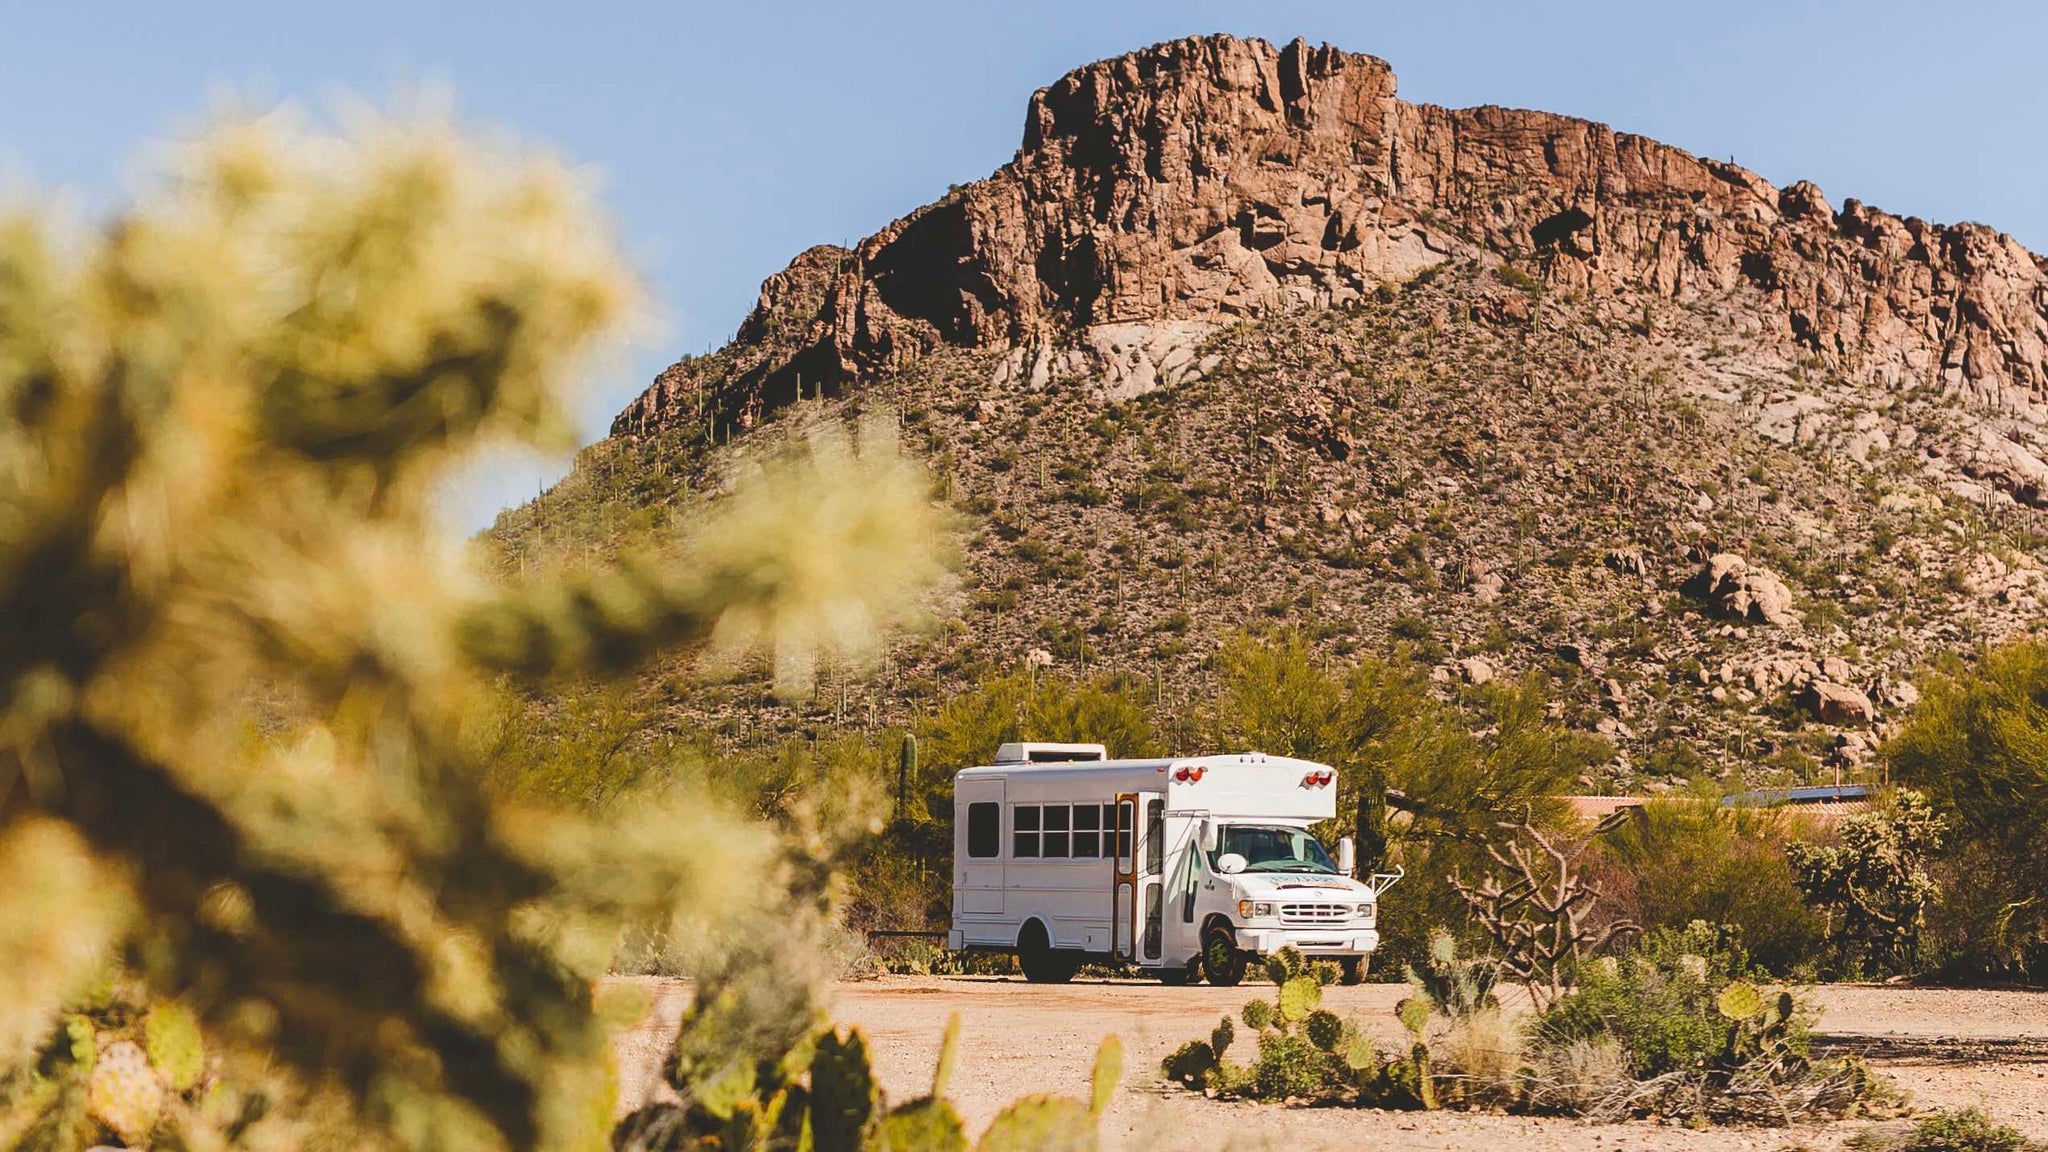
[1586,799,1827,975]
[1253,1034,1330,1100]
[1529,922,1779,1078]
[1852,1108,2046,1152]
[1788,790,1950,977]
[1890,643,2048,980]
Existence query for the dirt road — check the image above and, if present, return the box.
[610,976,2048,1151]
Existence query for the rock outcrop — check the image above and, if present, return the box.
[1688,554,1799,627]
[1802,681,1878,727]
[615,34,2048,457]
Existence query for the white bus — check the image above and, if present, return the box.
[948,742,1402,984]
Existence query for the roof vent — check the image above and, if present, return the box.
[994,742,1108,765]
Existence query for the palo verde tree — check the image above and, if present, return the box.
[0,110,950,1150]
[1889,641,2048,979]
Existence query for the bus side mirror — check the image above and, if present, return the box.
[1199,821,1219,854]
[1336,837,1357,876]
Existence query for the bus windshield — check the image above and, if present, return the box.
[1210,825,1338,874]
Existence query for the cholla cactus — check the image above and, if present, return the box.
[0,108,952,1151]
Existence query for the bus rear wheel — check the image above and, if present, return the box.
[1202,925,1246,987]
[1017,922,1079,984]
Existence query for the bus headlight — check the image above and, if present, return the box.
[1357,903,1376,926]
[1237,900,1275,919]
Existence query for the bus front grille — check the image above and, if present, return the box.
[1279,903,1349,924]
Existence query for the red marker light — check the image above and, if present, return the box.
[1301,771,1334,788]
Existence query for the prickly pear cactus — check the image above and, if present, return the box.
[1716,980,1763,1021]
[808,1028,877,1152]
[1412,1043,1440,1111]
[1209,1015,1234,1058]
[972,1097,1095,1152]
[930,1013,960,1099]
[1241,998,1274,1031]
[1160,1040,1217,1087]
[1089,1035,1122,1116]
[874,1099,968,1152]
[1277,976,1321,1023]
[1261,946,1307,986]
[1343,1035,1378,1077]
[1396,996,1431,1038]
[977,1037,1117,1151]
[1304,1009,1343,1052]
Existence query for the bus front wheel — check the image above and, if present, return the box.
[1202,925,1246,987]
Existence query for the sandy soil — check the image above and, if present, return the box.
[608,976,2048,1151]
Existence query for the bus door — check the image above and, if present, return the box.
[1111,791,1166,963]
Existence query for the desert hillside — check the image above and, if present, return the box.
[494,33,2048,791]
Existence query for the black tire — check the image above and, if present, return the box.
[1339,956,1366,985]
[1155,958,1200,985]
[1017,922,1078,984]
[1202,925,1247,987]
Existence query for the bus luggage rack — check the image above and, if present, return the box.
[1280,902,1351,924]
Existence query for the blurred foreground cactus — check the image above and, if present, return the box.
[617,1013,1120,1152]
[0,107,960,1150]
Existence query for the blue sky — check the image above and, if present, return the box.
[5,1,2045,529]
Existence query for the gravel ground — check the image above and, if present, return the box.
[608,977,2048,1151]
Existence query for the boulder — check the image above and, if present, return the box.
[1457,656,1496,686]
[1877,676,1921,708]
[1556,642,1607,675]
[1687,553,1798,627]
[1802,680,1876,726]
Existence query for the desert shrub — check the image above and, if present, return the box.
[1527,923,1894,1123]
[1849,1107,2048,1152]
[1787,790,1950,977]
[1587,799,1827,975]
[1890,643,2048,980]
[1521,1036,1627,1114]
[1434,1004,1522,1109]
[1252,1034,1330,1100]
[1530,922,1768,1079]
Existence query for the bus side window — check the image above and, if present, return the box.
[1114,800,1134,862]
[965,802,999,859]
[1042,804,1071,858]
[1144,798,1164,873]
[1012,805,1041,858]
[1072,803,1100,857]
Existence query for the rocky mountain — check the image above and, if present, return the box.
[502,33,2048,789]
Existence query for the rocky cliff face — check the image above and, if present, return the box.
[525,34,2048,785]
[617,34,2048,484]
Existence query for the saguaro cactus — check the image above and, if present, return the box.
[898,732,920,822]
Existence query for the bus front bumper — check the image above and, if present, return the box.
[1236,928,1378,956]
